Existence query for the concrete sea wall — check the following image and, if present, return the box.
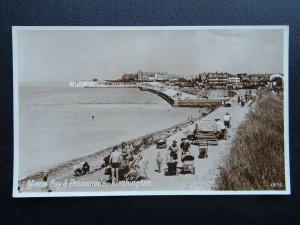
[139,87,225,108]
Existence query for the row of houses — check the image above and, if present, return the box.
[196,72,283,89]
[121,71,283,88]
[122,70,179,82]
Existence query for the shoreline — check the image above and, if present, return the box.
[18,86,203,178]
[19,90,256,193]
[18,107,211,190]
[19,89,256,192]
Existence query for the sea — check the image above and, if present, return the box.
[19,83,209,178]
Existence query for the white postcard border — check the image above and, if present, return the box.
[12,25,290,197]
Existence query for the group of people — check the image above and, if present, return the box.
[187,116,194,125]
[108,142,135,181]
[214,112,231,140]
[79,109,233,182]
[73,161,91,177]
[156,138,191,173]
[106,139,154,182]
[155,110,232,173]
[237,95,245,106]
[237,90,256,107]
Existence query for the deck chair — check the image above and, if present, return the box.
[132,141,145,155]
[135,160,149,181]
[128,154,142,169]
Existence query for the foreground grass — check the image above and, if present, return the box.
[216,88,285,190]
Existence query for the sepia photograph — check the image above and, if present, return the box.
[13,26,290,197]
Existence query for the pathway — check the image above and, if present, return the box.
[55,94,255,193]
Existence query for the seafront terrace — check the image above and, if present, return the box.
[138,82,227,107]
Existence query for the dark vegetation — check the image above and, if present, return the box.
[216,87,285,190]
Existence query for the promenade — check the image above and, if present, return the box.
[51,91,255,193]
[17,88,257,193]
[139,82,227,108]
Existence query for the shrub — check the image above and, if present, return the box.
[216,88,285,190]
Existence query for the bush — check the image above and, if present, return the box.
[216,88,285,190]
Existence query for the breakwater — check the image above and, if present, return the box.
[139,86,226,108]
[142,88,175,105]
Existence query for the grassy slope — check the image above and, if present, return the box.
[216,88,285,190]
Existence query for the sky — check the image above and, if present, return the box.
[16,28,285,82]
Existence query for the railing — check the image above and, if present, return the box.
[177,100,223,107]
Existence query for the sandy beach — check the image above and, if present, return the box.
[18,85,202,178]
[19,90,255,193]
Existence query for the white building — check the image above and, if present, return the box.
[69,80,137,88]
[228,77,241,83]
[69,80,98,87]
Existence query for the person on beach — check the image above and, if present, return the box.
[74,164,83,176]
[241,97,245,107]
[129,143,134,152]
[41,170,51,192]
[102,154,110,168]
[193,123,199,135]
[168,140,179,161]
[143,136,150,149]
[223,112,231,128]
[215,119,226,140]
[92,114,95,120]
[237,96,241,105]
[121,142,131,166]
[82,161,90,174]
[190,116,194,124]
[166,131,171,138]
[42,170,49,182]
[156,152,163,173]
[109,146,122,182]
[174,126,179,133]
[180,138,190,155]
